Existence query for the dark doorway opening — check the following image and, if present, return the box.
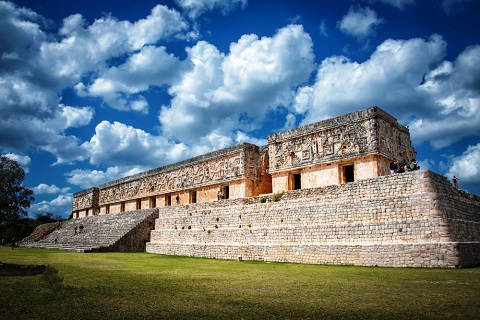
[190,191,197,204]
[165,195,171,206]
[293,173,302,190]
[150,196,156,208]
[344,165,354,183]
[224,186,229,199]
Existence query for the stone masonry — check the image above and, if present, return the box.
[69,106,480,267]
[146,170,480,268]
[72,106,416,218]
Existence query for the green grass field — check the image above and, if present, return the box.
[1,247,479,320]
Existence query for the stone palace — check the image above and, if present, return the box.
[68,106,480,268]
[73,106,416,217]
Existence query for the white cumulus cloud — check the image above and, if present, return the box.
[176,0,247,19]
[82,121,189,167]
[445,143,480,185]
[293,34,447,124]
[33,183,71,194]
[85,46,186,112]
[159,24,316,147]
[29,194,73,217]
[0,2,190,165]
[338,6,383,39]
[410,44,480,148]
[66,166,145,189]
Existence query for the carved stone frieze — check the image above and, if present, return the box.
[100,145,259,205]
[267,107,415,173]
[376,118,415,161]
[73,107,417,213]
[269,120,372,172]
[72,188,99,211]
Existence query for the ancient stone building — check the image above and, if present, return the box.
[72,187,100,218]
[145,170,480,268]
[72,106,415,218]
[65,106,480,268]
[267,106,414,192]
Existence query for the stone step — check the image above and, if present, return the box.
[22,209,158,252]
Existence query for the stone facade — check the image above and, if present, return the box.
[72,143,267,218]
[267,107,415,193]
[72,106,415,218]
[146,170,480,268]
[97,143,265,214]
[72,187,100,218]
[69,106,480,267]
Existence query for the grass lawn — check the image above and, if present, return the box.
[1,247,479,320]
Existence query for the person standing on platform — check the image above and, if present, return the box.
[452,175,459,189]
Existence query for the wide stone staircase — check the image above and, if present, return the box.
[22,209,159,252]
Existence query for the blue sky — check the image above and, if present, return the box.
[1,0,480,218]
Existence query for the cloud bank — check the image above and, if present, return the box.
[1,0,479,217]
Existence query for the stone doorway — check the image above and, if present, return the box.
[344,165,354,183]
[289,173,301,190]
[190,191,197,203]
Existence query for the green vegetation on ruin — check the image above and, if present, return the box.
[1,247,479,320]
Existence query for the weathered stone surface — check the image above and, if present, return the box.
[99,143,260,205]
[267,107,414,173]
[146,171,480,268]
[72,187,100,216]
[23,209,158,253]
[72,106,416,218]
[68,107,480,267]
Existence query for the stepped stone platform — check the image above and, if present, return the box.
[22,170,479,268]
[22,209,158,252]
[146,170,480,268]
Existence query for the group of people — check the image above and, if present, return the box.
[73,224,84,235]
[390,159,419,174]
[390,158,460,189]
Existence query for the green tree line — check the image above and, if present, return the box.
[0,155,63,242]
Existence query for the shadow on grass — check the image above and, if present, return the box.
[0,262,47,276]
[1,250,480,320]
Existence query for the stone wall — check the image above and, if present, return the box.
[72,107,417,218]
[146,170,480,268]
[72,187,99,218]
[98,143,260,212]
[266,107,415,174]
[94,210,158,252]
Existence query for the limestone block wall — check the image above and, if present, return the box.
[194,186,216,203]
[354,155,379,180]
[98,143,261,211]
[253,147,272,195]
[72,188,100,218]
[271,155,388,191]
[146,170,480,268]
[102,210,158,252]
[266,107,415,176]
[302,164,339,189]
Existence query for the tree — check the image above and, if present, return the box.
[0,156,35,226]
[35,212,62,223]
